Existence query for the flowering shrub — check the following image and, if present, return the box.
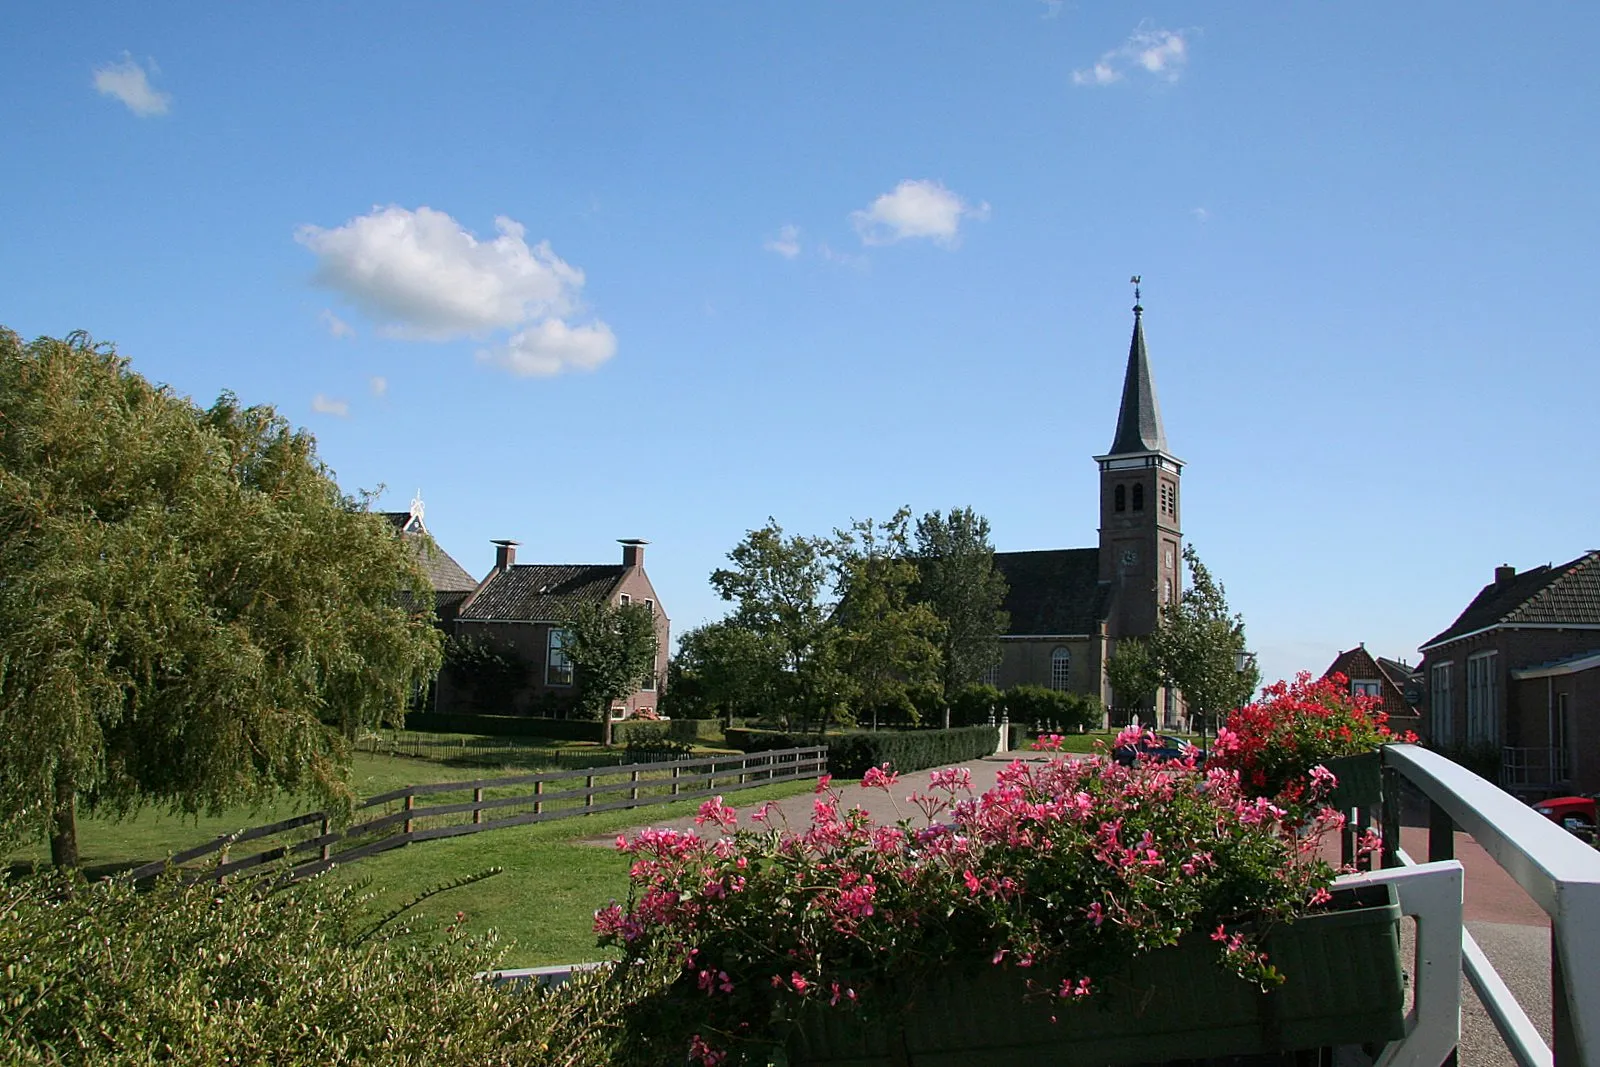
[598,740,1355,1065]
[1210,672,1418,807]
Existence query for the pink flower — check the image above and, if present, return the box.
[1084,901,1105,928]
[790,971,810,993]
[695,796,737,830]
[814,774,833,793]
[862,763,900,791]
[962,869,982,895]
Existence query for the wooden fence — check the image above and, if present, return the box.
[127,746,827,885]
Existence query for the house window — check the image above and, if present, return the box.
[1466,652,1499,745]
[1114,485,1126,513]
[610,705,627,721]
[642,667,657,692]
[1131,484,1144,511]
[1162,578,1173,604]
[644,598,654,615]
[1050,647,1071,691]
[546,628,573,686]
[1430,663,1453,746]
[619,593,630,606]
[1351,679,1382,698]
[980,663,1000,687]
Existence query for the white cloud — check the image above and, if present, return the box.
[320,308,355,339]
[311,394,350,417]
[368,375,388,398]
[93,55,171,117]
[764,224,801,259]
[296,206,587,339]
[477,319,618,378]
[1073,25,1191,87]
[850,180,989,247]
[295,204,616,378]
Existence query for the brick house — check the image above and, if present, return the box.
[382,494,479,627]
[1322,644,1424,738]
[441,538,670,720]
[986,295,1187,727]
[1417,551,1600,797]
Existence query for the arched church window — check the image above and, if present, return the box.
[1131,484,1144,511]
[1050,647,1071,691]
[1114,485,1126,512]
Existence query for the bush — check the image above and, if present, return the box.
[949,683,1003,727]
[613,717,724,747]
[402,712,604,741]
[1002,685,1101,731]
[0,869,667,1066]
[620,723,694,758]
[724,726,1000,778]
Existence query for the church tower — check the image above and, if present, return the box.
[1094,290,1183,643]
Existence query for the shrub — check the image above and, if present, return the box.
[402,711,603,741]
[949,683,1003,727]
[0,868,666,1066]
[621,723,694,758]
[1002,685,1101,731]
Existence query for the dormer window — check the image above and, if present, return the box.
[1114,485,1126,513]
[1131,484,1144,512]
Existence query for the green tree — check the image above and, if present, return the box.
[0,330,443,867]
[832,509,945,730]
[668,620,784,726]
[564,600,659,745]
[1105,635,1161,714]
[710,520,845,732]
[1120,545,1257,735]
[912,507,1010,716]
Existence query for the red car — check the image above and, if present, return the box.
[1533,795,1597,838]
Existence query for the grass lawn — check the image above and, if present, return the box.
[4,745,818,968]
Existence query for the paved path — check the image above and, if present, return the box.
[607,751,1565,1065]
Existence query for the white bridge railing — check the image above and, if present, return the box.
[1378,744,1600,1067]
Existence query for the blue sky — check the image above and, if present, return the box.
[4,3,1598,689]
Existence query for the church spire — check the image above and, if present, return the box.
[1106,282,1169,456]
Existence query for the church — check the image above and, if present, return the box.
[986,293,1183,727]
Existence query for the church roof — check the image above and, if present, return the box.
[1106,305,1169,456]
[993,548,1109,636]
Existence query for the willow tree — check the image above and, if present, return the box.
[0,330,442,867]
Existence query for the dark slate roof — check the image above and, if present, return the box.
[992,548,1108,636]
[1422,551,1600,650]
[406,534,479,593]
[380,511,418,532]
[1106,308,1169,456]
[1376,657,1420,690]
[458,564,624,623]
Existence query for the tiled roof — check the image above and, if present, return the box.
[1422,551,1600,649]
[458,564,624,623]
[992,548,1108,636]
[1323,646,1421,724]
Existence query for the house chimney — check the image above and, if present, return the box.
[619,538,648,569]
[492,539,518,573]
[1495,563,1516,584]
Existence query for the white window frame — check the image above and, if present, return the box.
[610,704,627,722]
[1430,662,1454,747]
[980,663,1000,687]
[1466,651,1499,745]
[643,598,654,616]
[619,593,630,606]
[546,627,574,687]
[1050,647,1071,692]
[641,666,657,692]
[1351,679,1383,698]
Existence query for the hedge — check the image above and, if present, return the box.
[612,718,723,745]
[724,726,1002,778]
[401,712,604,741]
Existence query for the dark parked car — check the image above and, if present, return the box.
[1113,733,1205,767]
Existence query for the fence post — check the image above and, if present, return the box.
[534,780,543,816]
[473,787,484,825]
[403,792,415,836]
[585,774,595,811]
[671,764,680,796]
[320,816,332,862]
[630,769,640,802]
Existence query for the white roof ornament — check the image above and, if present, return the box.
[408,490,426,532]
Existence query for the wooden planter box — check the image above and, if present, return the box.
[787,883,1405,1067]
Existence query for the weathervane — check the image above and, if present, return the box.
[1130,275,1143,314]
